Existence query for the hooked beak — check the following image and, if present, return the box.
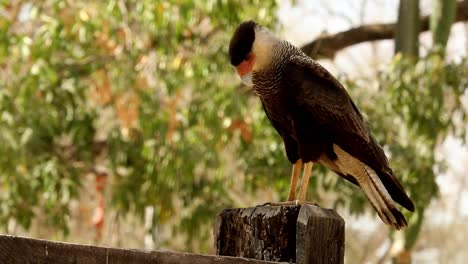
[235,54,254,87]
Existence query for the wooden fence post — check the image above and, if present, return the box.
[214,204,345,264]
[296,205,345,264]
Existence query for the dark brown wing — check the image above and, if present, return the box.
[261,102,299,164]
[283,59,414,212]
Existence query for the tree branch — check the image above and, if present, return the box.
[301,0,468,59]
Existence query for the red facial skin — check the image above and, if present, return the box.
[236,54,255,77]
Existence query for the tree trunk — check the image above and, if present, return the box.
[300,0,468,59]
[430,0,456,55]
[395,0,421,57]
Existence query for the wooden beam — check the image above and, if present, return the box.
[214,205,345,264]
[0,235,282,264]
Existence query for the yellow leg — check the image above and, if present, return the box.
[298,162,314,201]
[287,159,302,201]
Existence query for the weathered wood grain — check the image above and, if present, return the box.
[215,205,345,264]
[215,205,300,262]
[296,205,345,264]
[0,235,282,264]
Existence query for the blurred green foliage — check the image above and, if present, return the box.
[0,0,466,252]
[0,0,279,247]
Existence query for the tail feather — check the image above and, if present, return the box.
[369,135,415,212]
[331,144,410,230]
[363,165,408,229]
[360,179,392,226]
[379,169,415,212]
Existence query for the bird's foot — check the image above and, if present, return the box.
[261,200,319,207]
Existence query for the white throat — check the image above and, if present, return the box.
[241,72,253,87]
[251,27,279,71]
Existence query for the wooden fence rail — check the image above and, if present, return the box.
[0,235,282,264]
[0,204,344,264]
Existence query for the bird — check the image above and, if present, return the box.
[228,20,415,230]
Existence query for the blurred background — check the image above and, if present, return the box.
[0,0,467,263]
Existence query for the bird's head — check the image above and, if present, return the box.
[229,20,278,87]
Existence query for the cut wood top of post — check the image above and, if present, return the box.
[297,205,345,225]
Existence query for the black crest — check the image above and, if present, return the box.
[229,20,257,66]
